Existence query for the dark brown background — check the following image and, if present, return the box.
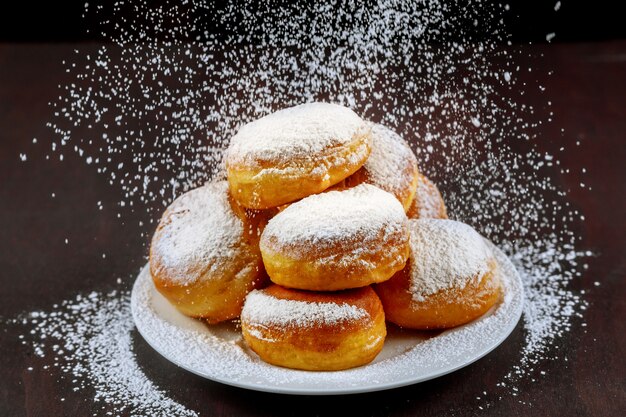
[1,0,625,43]
[0,40,625,416]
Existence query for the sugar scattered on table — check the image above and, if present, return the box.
[9,291,196,416]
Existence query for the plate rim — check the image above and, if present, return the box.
[131,241,524,395]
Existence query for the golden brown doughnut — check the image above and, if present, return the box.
[342,123,419,211]
[225,102,371,209]
[374,219,501,329]
[149,181,270,323]
[260,184,410,291]
[406,173,448,219]
[241,284,386,371]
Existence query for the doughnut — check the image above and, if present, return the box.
[374,219,501,329]
[225,102,371,209]
[406,173,448,219]
[149,181,269,323]
[241,284,386,371]
[342,123,419,210]
[260,183,410,291]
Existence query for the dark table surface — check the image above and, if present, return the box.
[0,41,625,416]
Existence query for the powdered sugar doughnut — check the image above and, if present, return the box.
[342,123,419,210]
[374,219,501,329]
[407,173,448,219]
[260,183,410,291]
[149,181,269,323]
[241,284,386,371]
[225,102,371,209]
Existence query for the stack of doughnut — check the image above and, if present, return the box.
[149,102,502,371]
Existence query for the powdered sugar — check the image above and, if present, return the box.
[261,183,407,257]
[241,290,369,329]
[407,219,492,302]
[150,181,243,285]
[127,242,523,393]
[359,123,418,198]
[11,291,196,416]
[226,102,368,168]
[11,0,590,411]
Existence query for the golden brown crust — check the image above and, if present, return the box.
[407,173,448,219]
[227,129,371,209]
[261,228,410,291]
[149,182,271,323]
[241,285,386,371]
[374,259,502,330]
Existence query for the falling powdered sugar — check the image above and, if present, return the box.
[241,290,369,329]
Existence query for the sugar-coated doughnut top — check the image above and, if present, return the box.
[242,289,369,329]
[362,123,418,194]
[408,219,493,302]
[150,181,243,285]
[261,184,407,257]
[226,102,368,167]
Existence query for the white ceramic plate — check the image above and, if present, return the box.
[131,241,523,395]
